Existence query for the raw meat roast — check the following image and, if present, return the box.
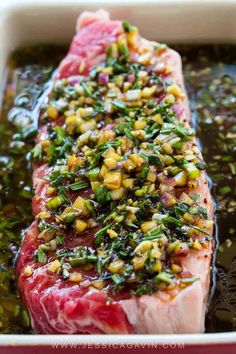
[17,10,214,334]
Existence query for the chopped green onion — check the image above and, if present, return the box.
[190,225,212,237]
[112,100,126,111]
[154,43,167,52]
[118,42,129,58]
[175,124,192,138]
[140,166,149,179]
[180,277,197,284]
[148,154,162,166]
[87,167,100,181]
[144,228,162,240]
[69,256,87,266]
[124,128,139,146]
[81,82,94,97]
[63,212,76,223]
[188,207,199,215]
[68,181,89,191]
[192,193,200,202]
[122,21,132,33]
[162,216,180,226]
[183,162,200,179]
[155,271,174,284]
[46,194,65,209]
[94,223,113,247]
[86,255,97,263]
[84,200,95,216]
[111,274,124,284]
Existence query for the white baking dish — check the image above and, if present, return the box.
[0,0,236,351]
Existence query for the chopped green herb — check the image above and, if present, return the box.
[95,186,111,205]
[94,223,113,247]
[122,21,132,33]
[36,248,47,264]
[68,181,89,191]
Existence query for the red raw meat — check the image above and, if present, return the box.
[57,10,123,79]
[17,10,214,334]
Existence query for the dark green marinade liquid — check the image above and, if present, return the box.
[0,45,67,334]
[0,44,235,334]
[175,45,236,333]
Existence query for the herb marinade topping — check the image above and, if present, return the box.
[30,23,212,296]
